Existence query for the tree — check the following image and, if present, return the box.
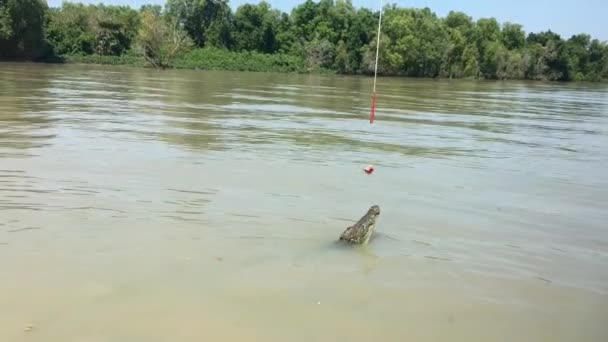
[475,17,502,77]
[461,43,480,77]
[0,4,12,40]
[602,44,608,80]
[502,22,525,50]
[46,3,95,55]
[275,12,302,55]
[233,2,280,53]
[521,31,567,80]
[165,0,232,48]
[443,11,474,77]
[135,9,192,68]
[338,5,375,73]
[362,33,390,75]
[204,1,233,48]
[291,0,319,42]
[46,3,139,56]
[0,0,49,59]
[481,40,508,79]
[540,33,569,80]
[505,51,525,79]
[527,30,561,45]
[586,39,608,81]
[1,0,606,81]
[140,4,162,16]
[305,38,334,70]
[93,5,139,55]
[382,7,449,77]
[522,42,546,80]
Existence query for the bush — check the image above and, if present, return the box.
[63,52,145,67]
[172,48,308,73]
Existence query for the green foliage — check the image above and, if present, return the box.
[135,9,192,68]
[64,52,144,66]
[93,5,139,55]
[337,5,376,73]
[139,5,162,16]
[46,3,139,56]
[165,0,232,48]
[380,7,449,77]
[173,47,307,72]
[0,4,13,40]
[461,44,480,77]
[502,22,525,50]
[1,0,606,81]
[46,4,94,55]
[0,0,49,59]
[442,11,474,78]
[564,34,608,81]
[232,2,280,53]
[305,38,334,70]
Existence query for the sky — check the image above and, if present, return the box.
[47,0,608,41]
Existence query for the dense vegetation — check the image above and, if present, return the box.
[1,0,607,81]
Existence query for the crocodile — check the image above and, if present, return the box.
[339,205,380,244]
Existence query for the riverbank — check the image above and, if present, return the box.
[61,48,317,74]
[51,50,606,82]
[3,1,607,81]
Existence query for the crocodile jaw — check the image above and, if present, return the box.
[361,221,376,244]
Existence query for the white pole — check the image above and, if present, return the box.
[372,0,383,93]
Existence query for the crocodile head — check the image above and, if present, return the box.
[362,205,381,243]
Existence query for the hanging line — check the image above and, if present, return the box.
[370,0,383,124]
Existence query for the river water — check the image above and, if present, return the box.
[1,63,607,341]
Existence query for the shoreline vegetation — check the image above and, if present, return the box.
[1,1,607,81]
[63,48,312,73]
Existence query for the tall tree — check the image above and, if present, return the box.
[501,22,525,50]
[166,0,233,48]
[0,0,49,59]
[233,1,280,53]
[443,11,475,77]
[135,9,192,68]
[93,5,140,55]
[475,17,503,78]
[381,7,449,77]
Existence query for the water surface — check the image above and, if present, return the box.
[1,63,608,341]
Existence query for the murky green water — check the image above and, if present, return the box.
[1,62,607,341]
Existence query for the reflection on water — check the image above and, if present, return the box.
[1,63,608,341]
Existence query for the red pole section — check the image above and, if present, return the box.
[370,92,376,124]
